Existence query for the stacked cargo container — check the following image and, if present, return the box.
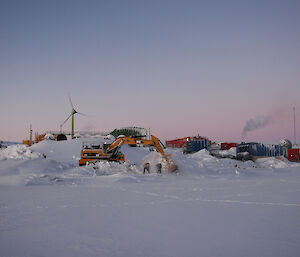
[184,138,211,154]
[236,142,285,161]
[166,136,211,154]
[166,136,300,162]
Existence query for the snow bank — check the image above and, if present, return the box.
[93,161,138,176]
[255,157,298,169]
[171,149,241,176]
[213,147,237,157]
[170,148,300,177]
[44,133,55,140]
[0,158,76,186]
[0,144,42,160]
[1,139,299,188]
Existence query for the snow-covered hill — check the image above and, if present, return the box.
[0,139,300,257]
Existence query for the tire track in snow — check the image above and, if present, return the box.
[184,198,300,207]
[25,185,300,210]
[121,187,300,208]
[30,197,300,210]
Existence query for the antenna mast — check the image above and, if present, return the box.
[294,106,296,144]
[30,124,33,146]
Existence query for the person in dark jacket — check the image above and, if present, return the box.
[143,162,150,174]
[156,163,162,174]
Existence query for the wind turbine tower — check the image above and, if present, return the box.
[61,95,87,139]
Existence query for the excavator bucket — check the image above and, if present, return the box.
[168,163,178,172]
[164,154,178,172]
[150,135,178,173]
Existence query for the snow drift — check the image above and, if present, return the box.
[0,144,42,161]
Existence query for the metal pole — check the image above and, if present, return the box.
[294,106,296,144]
[72,114,74,139]
[30,124,32,146]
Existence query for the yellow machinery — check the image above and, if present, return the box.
[79,135,177,172]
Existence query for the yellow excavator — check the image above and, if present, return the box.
[79,135,177,172]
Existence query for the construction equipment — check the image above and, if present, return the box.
[79,135,178,172]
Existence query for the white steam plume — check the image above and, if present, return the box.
[242,115,273,138]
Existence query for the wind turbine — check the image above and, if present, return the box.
[61,95,88,139]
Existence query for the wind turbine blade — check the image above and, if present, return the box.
[68,94,75,110]
[77,112,89,117]
[61,113,72,126]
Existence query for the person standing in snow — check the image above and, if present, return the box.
[156,163,162,174]
[143,162,150,174]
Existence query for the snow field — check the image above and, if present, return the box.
[0,139,300,257]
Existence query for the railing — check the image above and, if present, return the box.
[45,131,110,136]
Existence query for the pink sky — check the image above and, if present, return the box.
[1,1,299,143]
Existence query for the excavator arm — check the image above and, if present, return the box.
[106,135,177,172]
[106,137,149,152]
[150,135,177,172]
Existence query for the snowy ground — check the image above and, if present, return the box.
[1,138,300,257]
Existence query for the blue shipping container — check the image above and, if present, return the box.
[184,139,210,153]
[236,142,284,161]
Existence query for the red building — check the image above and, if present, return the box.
[166,137,190,148]
[166,136,211,148]
[220,142,237,150]
[288,149,300,162]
